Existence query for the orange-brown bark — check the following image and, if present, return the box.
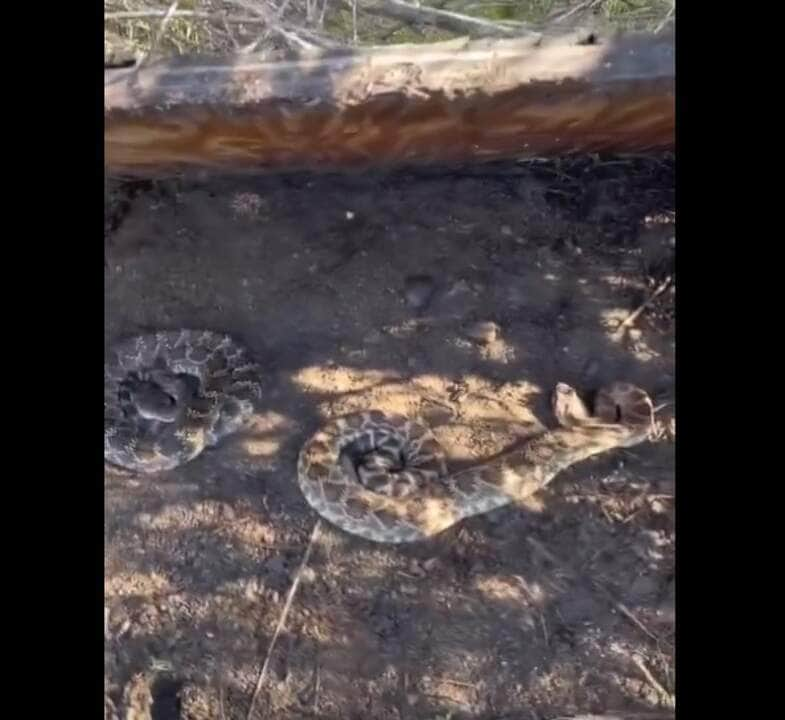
[105,33,674,176]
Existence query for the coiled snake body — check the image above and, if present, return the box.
[104,331,261,472]
[105,333,653,544]
[298,382,654,543]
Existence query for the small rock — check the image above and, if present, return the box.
[465,320,500,344]
[404,274,436,310]
[650,499,667,514]
[300,567,317,584]
[500,224,513,236]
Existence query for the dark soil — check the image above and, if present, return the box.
[105,156,675,720]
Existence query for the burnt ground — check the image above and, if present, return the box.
[104,156,675,720]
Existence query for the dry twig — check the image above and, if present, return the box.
[655,2,676,34]
[630,653,675,708]
[135,0,180,70]
[550,0,601,24]
[613,274,673,338]
[525,536,671,649]
[246,520,322,720]
[361,0,534,38]
[105,10,264,23]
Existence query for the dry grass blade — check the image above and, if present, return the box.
[135,0,180,70]
[362,0,533,38]
[654,2,676,33]
[550,0,601,24]
[105,10,264,23]
[245,520,322,720]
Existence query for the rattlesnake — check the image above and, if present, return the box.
[298,382,654,543]
[104,330,261,472]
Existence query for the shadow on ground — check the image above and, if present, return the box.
[105,157,675,720]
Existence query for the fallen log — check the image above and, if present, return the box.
[105,31,674,177]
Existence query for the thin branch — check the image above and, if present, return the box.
[108,3,338,53]
[238,0,294,54]
[135,0,179,70]
[654,2,676,34]
[526,537,671,650]
[105,10,265,23]
[630,653,676,708]
[319,0,329,28]
[361,0,535,38]
[218,675,228,720]
[245,520,322,720]
[549,1,601,25]
[612,274,673,337]
[229,0,319,52]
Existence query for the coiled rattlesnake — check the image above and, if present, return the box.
[104,330,261,472]
[298,382,654,542]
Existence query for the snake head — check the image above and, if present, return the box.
[594,382,655,434]
[552,381,655,440]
